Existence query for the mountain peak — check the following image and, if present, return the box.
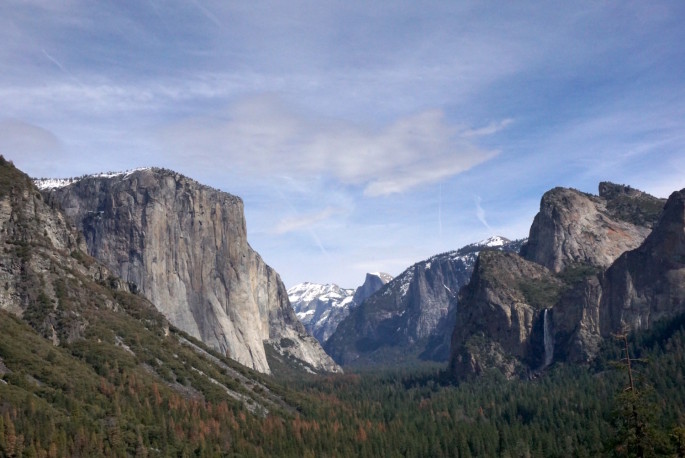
[476,235,511,247]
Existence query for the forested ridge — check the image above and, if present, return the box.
[2,309,684,456]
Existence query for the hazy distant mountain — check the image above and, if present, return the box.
[289,272,393,344]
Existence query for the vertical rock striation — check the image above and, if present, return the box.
[39,168,340,374]
[601,188,685,334]
[449,251,563,378]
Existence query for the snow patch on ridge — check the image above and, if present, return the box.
[34,167,152,190]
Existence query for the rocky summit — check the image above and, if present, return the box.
[520,183,664,273]
[288,272,392,344]
[449,183,679,380]
[37,168,340,375]
[325,237,524,368]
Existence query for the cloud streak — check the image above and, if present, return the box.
[474,195,492,231]
[273,207,342,235]
[159,96,501,196]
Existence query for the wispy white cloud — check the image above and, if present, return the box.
[273,207,343,235]
[2,1,685,287]
[158,96,501,196]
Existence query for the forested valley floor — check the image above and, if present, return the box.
[2,309,684,457]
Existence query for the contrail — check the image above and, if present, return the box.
[42,49,85,87]
[475,195,492,231]
[190,0,223,27]
[42,49,68,73]
[274,184,330,258]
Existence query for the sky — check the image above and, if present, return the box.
[2,1,685,288]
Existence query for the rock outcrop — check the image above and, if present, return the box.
[449,251,564,378]
[520,184,663,272]
[38,168,340,374]
[450,183,676,380]
[353,272,394,305]
[601,188,685,335]
[325,237,523,368]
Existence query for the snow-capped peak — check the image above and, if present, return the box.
[477,235,510,247]
[288,282,353,304]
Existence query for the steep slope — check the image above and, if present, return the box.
[520,183,663,272]
[0,157,304,455]
[450,183,674,380]
[449,251,564,378]
[288,272,392,344]
[601,188,685,334]
[325,237,523,367]
[352,272,394,305]
[36,168,340,374]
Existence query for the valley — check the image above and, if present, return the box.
[1,157,684,456]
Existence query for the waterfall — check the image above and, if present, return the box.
[543,308,554,367]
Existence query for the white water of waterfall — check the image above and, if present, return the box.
[543,308,554,367]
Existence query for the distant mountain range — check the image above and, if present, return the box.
[324,236,525,368]
[288,272,393,344]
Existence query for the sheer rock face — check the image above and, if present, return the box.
[353,273,393,305]
[552,275,603,363]
[520,184,662,273]
[449,251,563,379]
[600,189,685,335]
[41,168,340,374]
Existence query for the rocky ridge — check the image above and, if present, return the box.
[288,272,393,344]
[36,168,340,375]
[520,183,662,272]
[450,183,676,380]
[325,237,524,367]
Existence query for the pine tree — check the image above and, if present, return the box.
[608,333,669,457]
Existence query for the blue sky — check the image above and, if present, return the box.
[2,1,684,288]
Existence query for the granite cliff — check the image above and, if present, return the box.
[450,251,563,378]
[601,188,685,335]
[450,183,676,380]
[520,183,663,272]
[37,168,340,374]
[0,158,309,453]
